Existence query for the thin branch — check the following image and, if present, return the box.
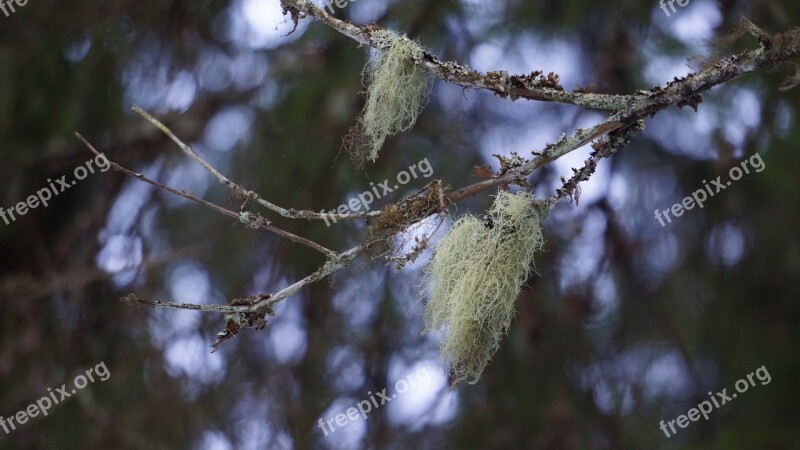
[132,106,237,189]
[75,132,337,258]
[551,121,644,205]
[121,294,252,313]
[446,120,629,202]
[132,105,379,223]
[121,246,362,313]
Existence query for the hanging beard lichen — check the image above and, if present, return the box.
[344,31,431,166]
[423,191,547,386]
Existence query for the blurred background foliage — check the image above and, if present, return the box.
[0,0,798,448]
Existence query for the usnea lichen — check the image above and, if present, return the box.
[345,31,431,166]
[423,191,547,385]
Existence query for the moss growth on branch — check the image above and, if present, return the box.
[345,31,431,166]
[423,191,547,385]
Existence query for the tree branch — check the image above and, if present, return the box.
[279,0,646,111]
[74,132,337,258]
[447,18,800,202]
[120,246,361,313]
[80,15,800,350]
[131,105,379,223]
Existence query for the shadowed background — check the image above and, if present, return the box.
[0,0,798,448]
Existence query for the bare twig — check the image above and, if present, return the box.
[75,133,337,258]
[133,106,237,189]
[120,246,362,313]
[132,105,378,223]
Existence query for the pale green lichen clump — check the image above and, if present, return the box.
[345,31,430,166]
[423,191,546,385]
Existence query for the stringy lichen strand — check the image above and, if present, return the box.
[345,31,430,166]
[423,191,546,385]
